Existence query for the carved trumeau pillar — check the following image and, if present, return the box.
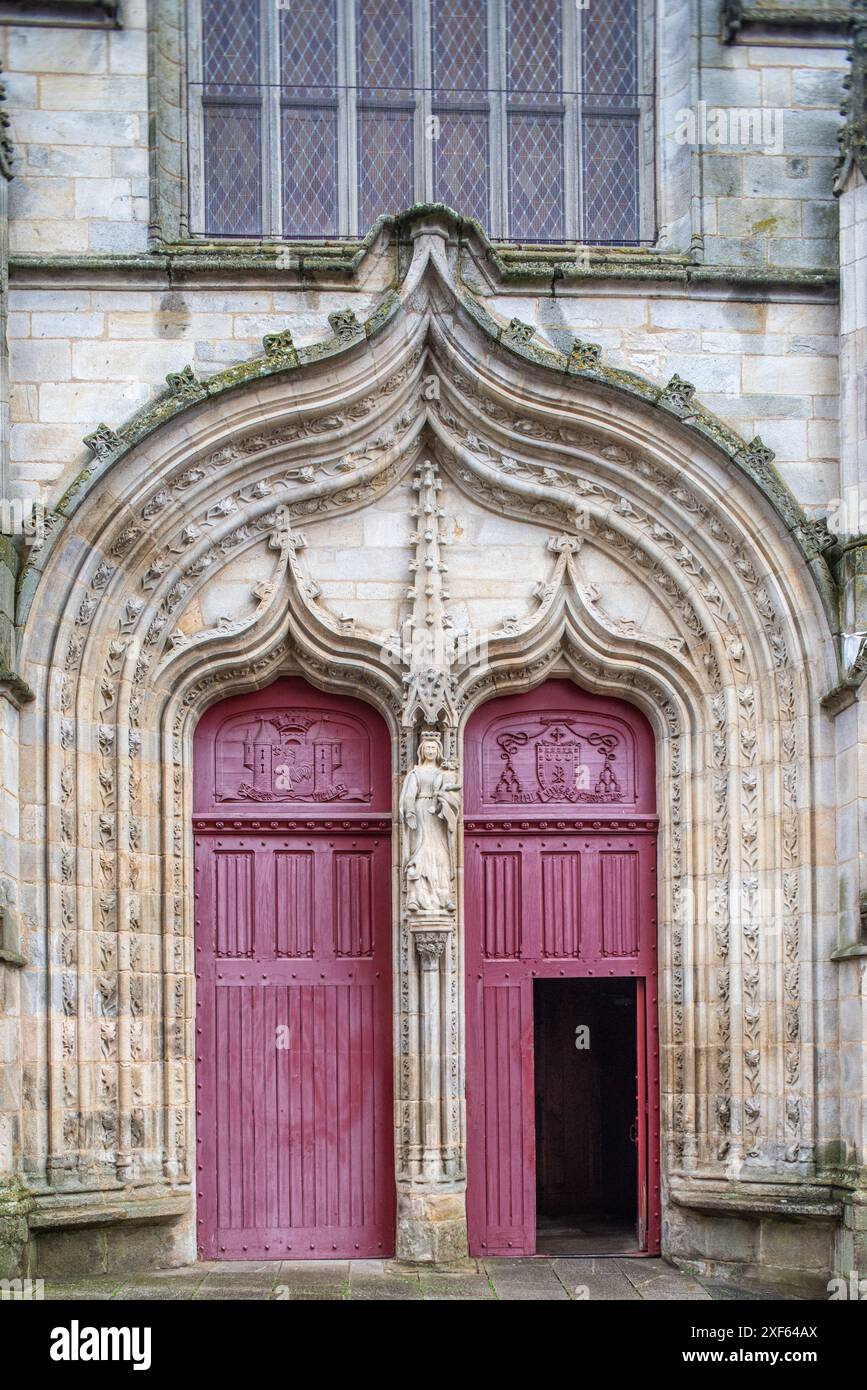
[410,925,450,1182]
[396,462,467,1261]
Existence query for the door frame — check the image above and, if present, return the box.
[463,679,661,1258]
[192,676,396,1260]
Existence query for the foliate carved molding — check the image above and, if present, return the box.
[502,317,535,346]
[412,928,450,967]
[836,0,867,187]
[262,328,298,363]
[0,68,14,181]
[27,211,828,661]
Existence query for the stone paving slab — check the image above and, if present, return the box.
[37,1256,802,1301]
[349,1273,423,1301]
[617,1260,711,1301]
[275,1259,349,1295]
[552,1258,642,1300]
[482,1259,571,1300]
[42,1276,128,1301]
[419,1271,496,1300]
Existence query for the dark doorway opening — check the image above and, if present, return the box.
[534,978,638,1255]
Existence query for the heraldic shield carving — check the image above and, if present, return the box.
[209,706,374,804]
[477,710,639,808]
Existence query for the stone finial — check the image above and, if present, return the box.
[658,374,697,416]
[797,515,839,559]
[262,328,297,361]
[328,309,363,342]
[569,338,602,369]
[502,317,535,345]
[83,424,123,460]
[547,534,582,555]
[165,365,207,401]
[734,435,776,471]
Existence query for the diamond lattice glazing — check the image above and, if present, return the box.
[507,111,564,240]
[582,0,638,107]
[507,0,561,100]
[283,108,340,236]
[281,0,338,99]
[433,112,489,224]
[204,105,262,236]
[202,0,260,91]
[582,116,639,243]
[358,108,415,230]
[431,0,488,98]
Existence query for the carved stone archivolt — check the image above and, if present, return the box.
[16,229,836,1258]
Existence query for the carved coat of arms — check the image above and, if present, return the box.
[491,717,622,805]
[215,711,370,803]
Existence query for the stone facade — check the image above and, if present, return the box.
[0,1,864,1296]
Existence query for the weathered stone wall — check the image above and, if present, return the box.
[2,3,149,257]
[694,7,847,271]
[0,277,841,512]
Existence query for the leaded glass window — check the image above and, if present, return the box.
[188,0,654,243]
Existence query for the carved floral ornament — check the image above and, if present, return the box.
[16,252,835,1196]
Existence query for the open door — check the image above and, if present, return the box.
[464,680,660,1258]
[533,979,639,1255]
[636,978,648,1249]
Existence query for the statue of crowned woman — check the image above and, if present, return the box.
[400,733,461,916]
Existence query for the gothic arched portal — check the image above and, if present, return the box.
[15,217,838,1275]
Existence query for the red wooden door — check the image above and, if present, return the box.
[194,679,394,1260]
[465,680,660,1257]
